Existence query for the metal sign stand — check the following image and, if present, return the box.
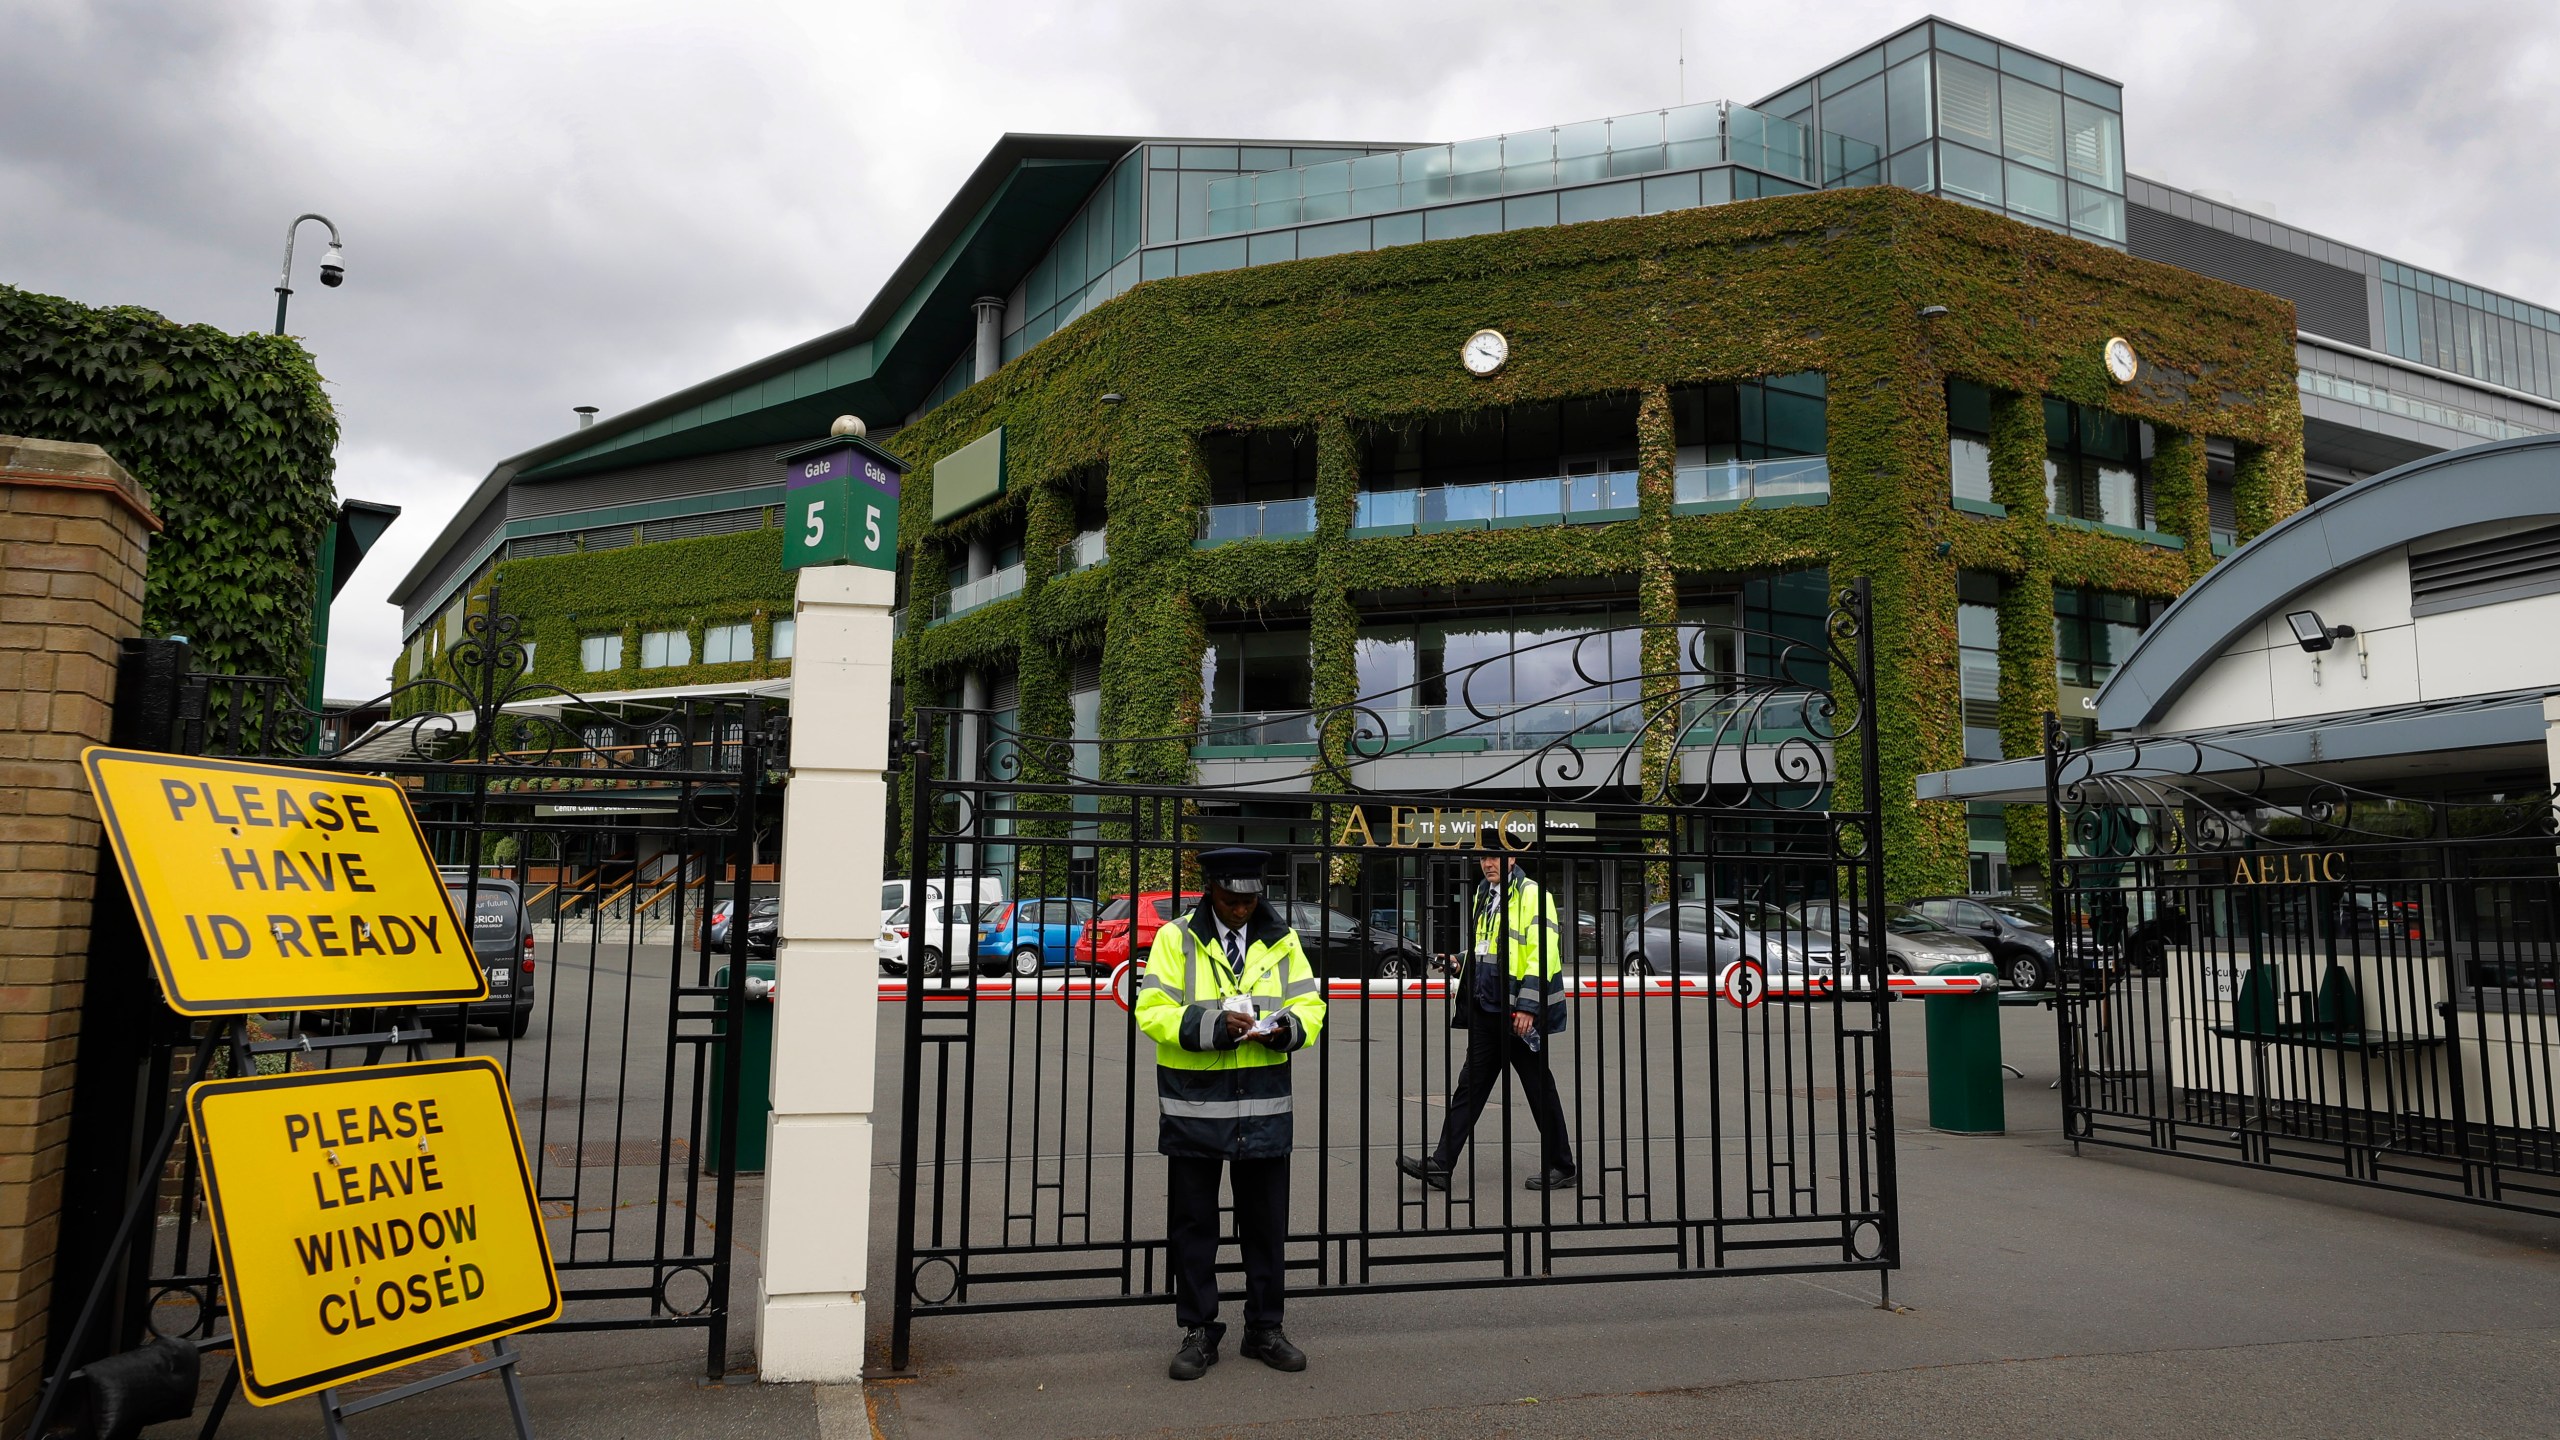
[315,1336,536,1439]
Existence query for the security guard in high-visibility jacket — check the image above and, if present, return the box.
[1134,847,1326,1381]
[1400,842,1576,1191]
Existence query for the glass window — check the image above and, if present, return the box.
[770,619,795,660]
[2061,69,2120,110]
[1935,54,2000,150]
[1948,380,1993,503]
[1560,181,1640,224]
[519,641,535,671]
[1640,172,1699,214]
[1504,192,1559,230]
[1888,144,1934,191]
[1938,142,2002,204]
[581,633,622,673]
[1425,201,1501,241]
[2068,183,2126,241]
[1958,571,2001,762]
[703,622,753,665]
[640,629,691,669]
[1999,75,2062,171]
[2062,98,2122,190]
[1819,46,1883,95]
[2006,162,2064,221]
[1885,56,1933,152]
[1932,23,1998,65]
[1823,73,1889,157]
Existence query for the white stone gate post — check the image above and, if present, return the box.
[757,563,895,1381]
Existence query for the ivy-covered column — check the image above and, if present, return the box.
[1636,385,1679,897]
[1827,359,1967,899]
[2231,436,2307,542]
[1098,413,1207,788]
[1015,479,1077,761]
[1989,389,2058,882]
[2150,427,2213,582]
[1310,417,1361,786]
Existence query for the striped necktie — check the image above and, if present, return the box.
[1222,927,1244,980]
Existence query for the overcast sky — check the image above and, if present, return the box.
[8,0,2556,696]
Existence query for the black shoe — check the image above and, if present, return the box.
[1524,1166,1579,1191]
[1168,1322,1224,1381]
[1396,1155,1450,1191]
[1241,1326,1307,1372]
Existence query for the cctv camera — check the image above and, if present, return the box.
[319,244,345,288]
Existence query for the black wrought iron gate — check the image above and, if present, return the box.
[892,583,1898,1364]
[53,605,783,1400]
[2047,722,2560,1216]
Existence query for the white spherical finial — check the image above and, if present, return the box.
[830,415,866,438]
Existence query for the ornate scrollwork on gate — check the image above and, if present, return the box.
[2046,718,2560,856]
[926,581,1876,808]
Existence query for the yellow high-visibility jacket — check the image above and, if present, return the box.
[1133,898,1327,1158]
[1470,869,1568,1034]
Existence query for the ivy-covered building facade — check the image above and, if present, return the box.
[390,16,2560,896]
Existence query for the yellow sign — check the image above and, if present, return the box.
[82,747,486,1016]
[188,1057,560,1405]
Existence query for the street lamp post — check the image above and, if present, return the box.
[274,212,345,335]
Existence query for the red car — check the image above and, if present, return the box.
[1082,891,1202,972]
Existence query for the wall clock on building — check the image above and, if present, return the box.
[1462,328,1509,376]
[2104,336,2139,384]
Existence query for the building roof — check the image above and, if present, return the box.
[2092,433,2560,733]
[390,132,1140,611]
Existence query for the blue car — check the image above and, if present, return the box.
[976,898,1100,977]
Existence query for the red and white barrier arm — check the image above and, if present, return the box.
[870,970,1994,1003]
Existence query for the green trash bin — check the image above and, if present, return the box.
[708,960,777,1172]
[1922,958,2003,1134]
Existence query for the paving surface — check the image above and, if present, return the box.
[146,1001,2560,1438]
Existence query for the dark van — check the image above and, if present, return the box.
[425,875,536,1038]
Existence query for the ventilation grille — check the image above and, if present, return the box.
[1071,655,1102,692]
[2127,204,2370,345]
[2409,521,2560,617]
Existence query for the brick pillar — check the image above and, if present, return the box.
[0,436,158,1433]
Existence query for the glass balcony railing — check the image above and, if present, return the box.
[1352,470,1638,534]
[1205,100,1876,236]
[1671,455,1830,507]
[931,563,1026,623]
[1198,710,1319,747]
[1196,497,1318,546]
[1059,528,1108,574]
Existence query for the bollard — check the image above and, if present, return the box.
[1922,958,2004,1134]
[709,960,779,1172]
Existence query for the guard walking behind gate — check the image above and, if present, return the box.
[1132,848,1328,1380]
[1401,845,1575,1190]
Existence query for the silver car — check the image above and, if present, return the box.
[1785,901,1990,975]
[1619,901,1821,979]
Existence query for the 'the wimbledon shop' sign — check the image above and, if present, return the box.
[188,1057,560,1404]
[81,747,486,1015]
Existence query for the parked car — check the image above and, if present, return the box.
[1619,901,1819,979]
[708,894,779,954]
[1082,891,1202,972]
[1909,895,2058,990]
[1281,903,1428,979]
[879,905,909,970]
[882,874,1005,939]
[977,897,1102,976]
[418,876,536,1038]
[878,899,998,978]
[1785,900,1991,976]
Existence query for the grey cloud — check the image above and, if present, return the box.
[4,0,2553,696]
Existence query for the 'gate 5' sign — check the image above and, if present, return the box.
[189,1056,559,1404]
[779,432,905,572]
[82,748,486,1016]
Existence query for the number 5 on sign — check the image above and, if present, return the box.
[780,434,903,573]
